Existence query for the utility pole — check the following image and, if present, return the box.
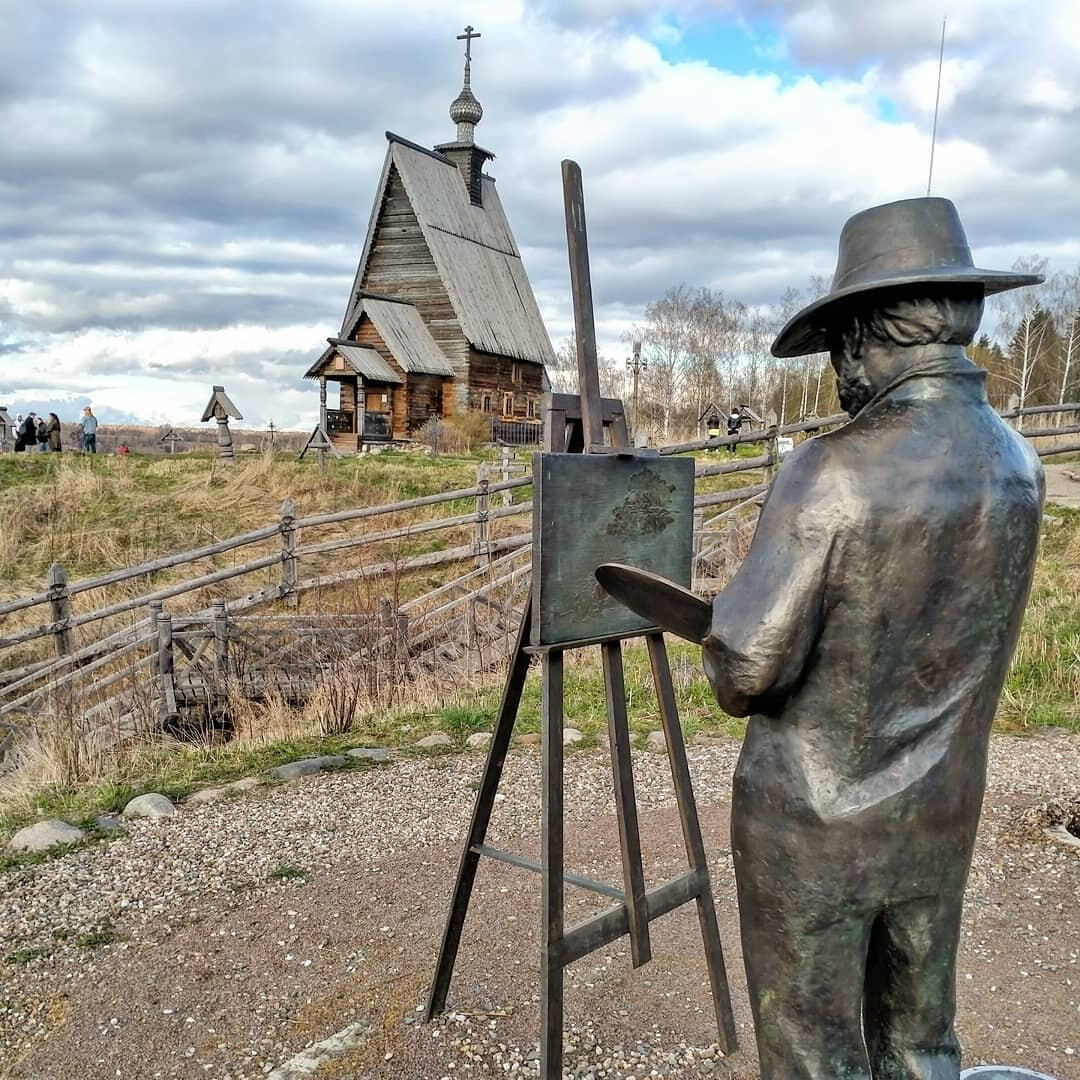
[268,419,276,453]
[626,340,646,441]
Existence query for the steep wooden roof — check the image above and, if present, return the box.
[341,134,555,366]
[304,343,403,385]
[347,295,455,377]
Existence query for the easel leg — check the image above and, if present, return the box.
[601,639,651,967]
[647,633,738,1054]
[541,649,565,1078]
[426,598,533,1020]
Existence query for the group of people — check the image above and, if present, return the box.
[11,406,98,454]
[705,405,750,453]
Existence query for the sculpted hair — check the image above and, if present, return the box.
[859,284,985,348]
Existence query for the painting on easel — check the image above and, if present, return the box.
[531,452,695,647]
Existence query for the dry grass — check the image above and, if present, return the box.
[999,507,1080,731]
[1,452,1076,848]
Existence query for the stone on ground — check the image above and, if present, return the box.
[415,733,452,749]
[271,756,346,781]
[267,1020,371,1079]
[7,819,87,854]
[347,747,389,762]
[226,777,262,793]
[466,732,492,750]
[563,727,584,746]
[186,778,262,805]
[695,733,729,747]
[123,793,176,819]
[92,813,126,833]
[516,732,541,747]
[187,786,229,805]
[645,730,667,752]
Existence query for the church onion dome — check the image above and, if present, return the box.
[450,84,483,127]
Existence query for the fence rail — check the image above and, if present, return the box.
[2,403,1077,733]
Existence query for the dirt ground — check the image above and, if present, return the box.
[1,736,1077,1080]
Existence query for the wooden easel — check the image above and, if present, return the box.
[426,161,736,1078]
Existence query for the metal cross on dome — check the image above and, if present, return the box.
[457,24,480,81]
[457,24,481,60]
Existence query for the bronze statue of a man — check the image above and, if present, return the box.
[599,198,1045,1079]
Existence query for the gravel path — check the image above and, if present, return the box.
[1,733,1077,1079]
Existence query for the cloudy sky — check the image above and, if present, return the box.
[3,0,1078,429]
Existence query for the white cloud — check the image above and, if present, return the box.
[2,0,1078,427]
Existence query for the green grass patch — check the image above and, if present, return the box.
[368,638,746,748]
[268,864,307,882]
[0,732,385,851]
[4,946,52,966]
[998,504,1080,733]
[0,840,90,874]
[75,924,116,949]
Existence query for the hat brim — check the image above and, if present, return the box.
[771,268,1044,358]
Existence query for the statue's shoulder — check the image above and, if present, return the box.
[770,431,851,507]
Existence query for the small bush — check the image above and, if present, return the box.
[416,413,491,455]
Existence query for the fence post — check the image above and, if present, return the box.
[148,601,163,655]
[379,596,407,657]
[763,424,779,486]
[691,510,704,592]
[279,498,298,609]
[46,563,74,659]
[156,610,178,723]
[500,447,512,506]
[475,464,490,567]
[157,611,174,680]
[212,600,230,680]
[318,376,329,472]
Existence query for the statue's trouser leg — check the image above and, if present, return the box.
[735,820,965,1080]
[735,844,874,1080]
[863,893,963,1080]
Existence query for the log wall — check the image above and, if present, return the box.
[408,374,444,431]
[468,350,545,419]
[361,166,468,410]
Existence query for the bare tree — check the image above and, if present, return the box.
[640,285,695,440]
[1049,268,1080,403]
[997,256,1052,409]
[548,336,578,395]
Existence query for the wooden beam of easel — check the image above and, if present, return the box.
[426,162,736,1080]
[562,159,605,451]
[561,158,652,972]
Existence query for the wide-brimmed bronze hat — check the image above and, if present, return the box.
[772,197,1044,358]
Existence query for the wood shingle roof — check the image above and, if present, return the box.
[341,134,554,367]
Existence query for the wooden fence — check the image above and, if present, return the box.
[2,403,1078,751]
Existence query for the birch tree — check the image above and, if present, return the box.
[997,256,1051,409]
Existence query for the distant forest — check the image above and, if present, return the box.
[548,259,1080,440]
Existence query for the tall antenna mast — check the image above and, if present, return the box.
[927,16,947,196]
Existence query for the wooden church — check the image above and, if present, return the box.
[306,28,554,452]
